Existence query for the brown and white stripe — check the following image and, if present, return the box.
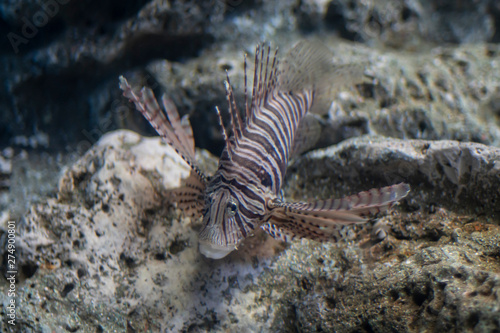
[120,41,410,259]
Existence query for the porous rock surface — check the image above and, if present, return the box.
[1,130,499,332]
[1,130,281,332]
[288,136,500,215]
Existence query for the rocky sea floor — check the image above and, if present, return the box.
[1,1,500,332]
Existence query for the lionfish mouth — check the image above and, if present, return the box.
[198,241,237,259]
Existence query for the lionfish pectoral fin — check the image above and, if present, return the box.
[262,208,365,242]
[261,183,410,242]
[290,113,323,157]
[119,76,206,181]
[285,183,410,216]
[261,221,296,242]
[161,94,196,158]
[165,171,206,218]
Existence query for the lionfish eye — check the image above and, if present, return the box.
[226,200,238,216]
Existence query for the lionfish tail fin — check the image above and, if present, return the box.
[262,183,410,242]
[278,41,366,115]
[119,76,206,180]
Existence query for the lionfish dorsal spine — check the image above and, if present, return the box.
[243,53,250,120]
[253,45,280,110]
[215,105,232,160]
[224,73,243,141]
[218,44,280,159]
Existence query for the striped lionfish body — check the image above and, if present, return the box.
[119,41,410,259]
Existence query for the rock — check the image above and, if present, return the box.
[323,0,497,45]
[1,130,499,332]
[0,148,13,191]
[287,136,500,215]
[0,0,225,148]
[0,130,282,332]
[270,232,500,332]
[3,150,75,220]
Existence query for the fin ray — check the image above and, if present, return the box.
[165,171,206,218]
[262,183,410,242]
[287,183,410,216]
[250,44,280,114]
[119,76,206,181]
[278,41,366,115]
[262,209,354,242]
[290,113,323,156]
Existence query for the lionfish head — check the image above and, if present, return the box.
[198,186,258,259]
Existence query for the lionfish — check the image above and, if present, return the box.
[119,41,410,259]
